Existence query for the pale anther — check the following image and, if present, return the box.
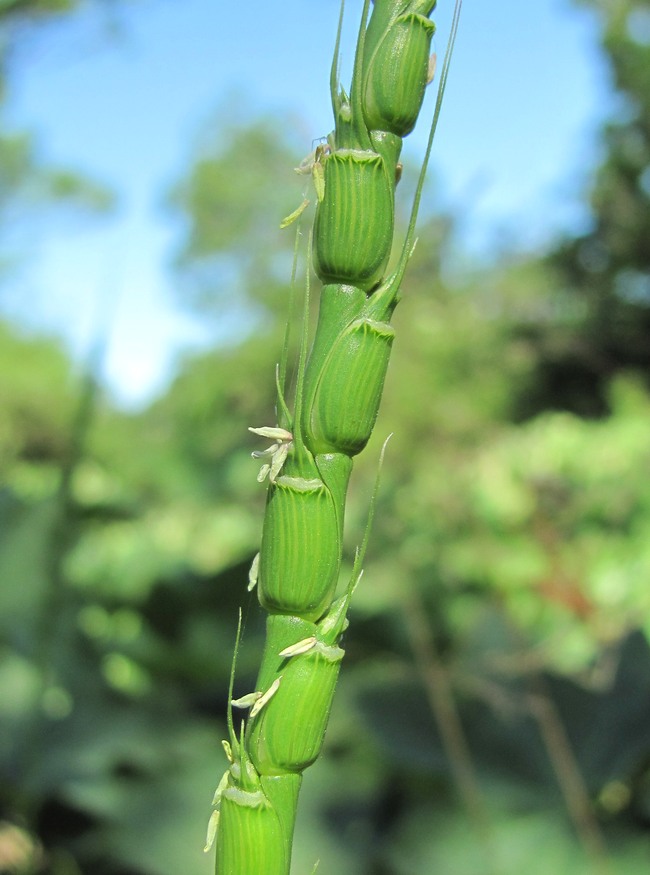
[427,52,437,84]
[211,770,229,805]
[204,810,220,853]
[249,676,282,718]
[268,442,290,482]
[249,425,294,483]
[256,463,271,483]
[249,426,293,441]
[231,691,262,709]
[280,198,310,229]
[279,636,318,658]
[248,553,260,592]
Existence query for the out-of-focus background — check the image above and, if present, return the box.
[2,0,650,872]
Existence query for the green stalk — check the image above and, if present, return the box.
[211,2,461,871]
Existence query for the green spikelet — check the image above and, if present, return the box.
[258,448,352,621]
[362,0,437,69]
[302,283,395,457]
[215,771,300,875]
[248,615,344,775]
[313,149,394,291]
[363,11,436,137]
[310,315,395,457]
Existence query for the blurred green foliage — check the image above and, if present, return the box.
[530,0,650,415]
[3,1,650,873]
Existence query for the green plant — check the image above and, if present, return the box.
[208,2,461,871]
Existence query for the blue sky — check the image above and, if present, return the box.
[3,0,613,407]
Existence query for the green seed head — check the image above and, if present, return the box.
[258,452,351,621]
[305,316,395,457]
[363,12,436,137]
[248,615,344,775]
[313,149,394,291]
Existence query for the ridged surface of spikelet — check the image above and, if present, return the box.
[258,452,351,620]
[313,149,394,291]
[363,12,436,136]
[306,315,395,456]
[248,615,344,775]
